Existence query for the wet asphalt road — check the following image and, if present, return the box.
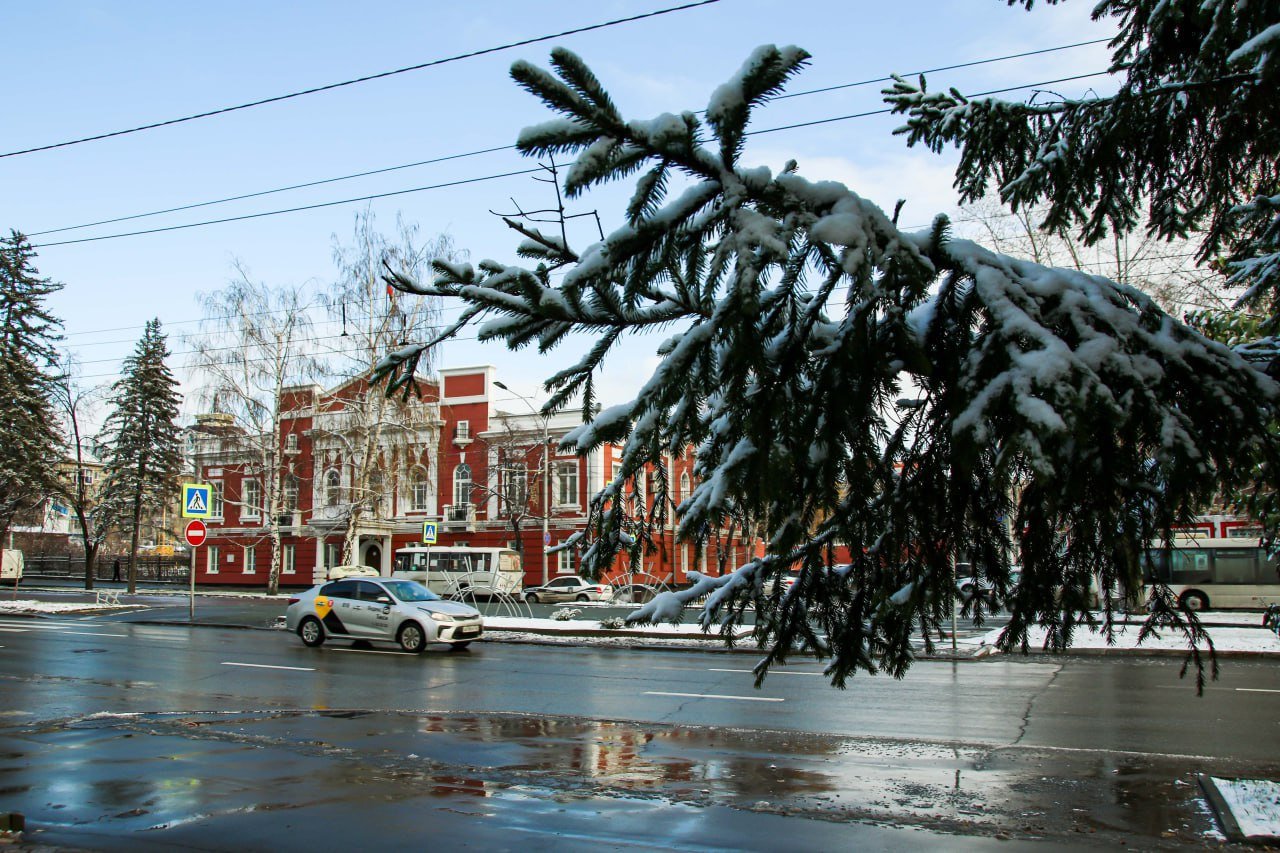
[0,606,1276,849]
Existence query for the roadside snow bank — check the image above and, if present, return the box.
[0,599,143,614]
[974,624,1280,654]
[484,615,751,639]
[1208,777,1280,841]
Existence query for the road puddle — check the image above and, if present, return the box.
[0,708,1267,847]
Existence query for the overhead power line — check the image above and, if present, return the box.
[775,37,1110,102]
[32,70,1115,251]
[33,168,543,248]
[1,0,724,160]
[32,38,1109,239]
[750,70,1113,136]
[28,145,517,237]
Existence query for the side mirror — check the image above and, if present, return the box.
[376,595,392,605]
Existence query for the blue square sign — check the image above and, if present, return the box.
[182,483,212,519]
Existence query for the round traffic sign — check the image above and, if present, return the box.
[184,519,208,547]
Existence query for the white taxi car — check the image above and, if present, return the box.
[285,578,483,652]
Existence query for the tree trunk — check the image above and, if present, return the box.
[84,540,99,590]
[128,488,142,595]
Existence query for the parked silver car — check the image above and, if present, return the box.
[285,578,483,652]
[521,576,612,603]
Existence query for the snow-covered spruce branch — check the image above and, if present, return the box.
[373,43,1280,686]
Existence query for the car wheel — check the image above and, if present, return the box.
[449,642,471,652]
[575,593,589,602]
[959,584,974,596]
[298,617,324,647]
[525,593,539,604]
[397,621,426,653]
[1179,590,1210,612]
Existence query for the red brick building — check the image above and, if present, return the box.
[190,365,756,589]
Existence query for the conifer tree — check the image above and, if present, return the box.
[101,319,182,593]
[375,45,1280,688]
[0,231,65,567]
[884,1,1280,345]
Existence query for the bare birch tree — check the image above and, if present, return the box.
[51,361,111,589]
[957,198,1229,315]
[190,265,323,595]
[319,210,451,564]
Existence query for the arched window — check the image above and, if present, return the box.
[325,469,342,507]
[453,463,472,507]
[679,472,691,505]
[411,467,430,511]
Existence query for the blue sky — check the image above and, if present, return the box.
[4,0,1117,419]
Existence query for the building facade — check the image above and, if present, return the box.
[190,365,755,589]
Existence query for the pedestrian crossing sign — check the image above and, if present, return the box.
[182,483,213,519]
[422,521,438,545]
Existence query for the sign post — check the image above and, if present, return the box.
[181,484,211,621]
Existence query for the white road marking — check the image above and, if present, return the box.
[0,620,84,628]
[645,691,784,703]
[15,628,130,638]
[329,648,414,656]
[221,662,315,672]
[1236,688,1280,694]
[708,668,823,676]
[0,622,128,637]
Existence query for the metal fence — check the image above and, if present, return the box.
[24,555,190,584]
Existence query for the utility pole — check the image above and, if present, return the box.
[494,382,551,585]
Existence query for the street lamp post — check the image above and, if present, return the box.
[494,382,551,585]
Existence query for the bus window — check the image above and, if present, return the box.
[1213,548,1259,584]
[1142,550,1168,583]
[1169,550,1211,584]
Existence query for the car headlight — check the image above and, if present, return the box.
[426,611,455,623]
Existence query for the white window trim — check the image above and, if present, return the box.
[555,462,579,508]
[209,481,224,520]
[207,545,220,575]
[410,467,431,512]
[453,463,472,507]
[556,543,575,575]
[283,544,296,575]
[242,478,261,520]
[243,546,256,574]
[325,469,342,507]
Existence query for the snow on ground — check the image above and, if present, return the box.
[484,615,751,638]
[973,623,1280,654]
[1210,777,1280,840]
[486,630,758,651]
[0,599,144,614]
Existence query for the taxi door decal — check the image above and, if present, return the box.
[315,595,349,634]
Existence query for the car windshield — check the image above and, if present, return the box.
[381,580,440,602]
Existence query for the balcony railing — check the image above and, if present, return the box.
[444,503,475,530]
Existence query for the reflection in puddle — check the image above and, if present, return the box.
[7,708,1262,846]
